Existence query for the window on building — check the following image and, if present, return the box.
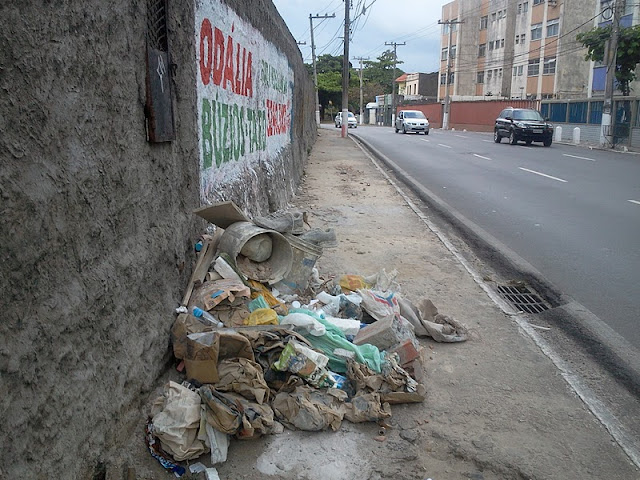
[549,102,567,121]
[516,35,520,45]
[501,38,505,48]
[478,43,486,57]
[449,72,455,84]
[441,48,448,61]
[477,71,485,83]
[589,101,603,124]
[518,3,522,14]
[440,73,447,85]
[451,19,458,31]
[521,33,526,43]
[487,70,493,80]
[533,0,544,5]
[523,1,529,12]
[541,94,554,100]
[518,65,524,76]
[488,40,494,51]
[531,23,542,40]
[528,58,540,76]
[499,68,503,77]
[442,23,449,35]
[450,45,456,59]
[480,15,488,30]
[491,12,497,22]
[569,102,588,123]
[546,19,559,37]
[543,57,556,74]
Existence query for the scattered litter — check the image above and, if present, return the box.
[144,203,471,472]
[150,382,207,461]
[272,386,346,431]
[189,462,207,474]
[244,308,278,326]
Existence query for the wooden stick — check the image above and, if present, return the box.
[181,228,222,306]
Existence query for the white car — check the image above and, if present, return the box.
[395,110,430,134]
[335,111,358,128]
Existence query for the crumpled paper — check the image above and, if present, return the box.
[398,296,469,343]
[199,385,277,439]
[272,385,347,431]
[150,381,207,461]
[215,357,270,405]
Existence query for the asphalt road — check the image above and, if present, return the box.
[351,124,640,350]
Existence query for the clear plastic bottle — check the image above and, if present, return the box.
[190,306,224,328]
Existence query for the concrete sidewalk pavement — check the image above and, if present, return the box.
[218,126,638,480]
[129,126,639,480]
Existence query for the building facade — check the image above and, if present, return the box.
[439,0,640,101]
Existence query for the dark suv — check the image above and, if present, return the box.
[494,108,553,146]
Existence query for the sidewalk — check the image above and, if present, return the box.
[133,127,639,479]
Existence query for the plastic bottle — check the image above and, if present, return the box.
[190,306,224,328]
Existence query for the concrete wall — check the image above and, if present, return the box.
[0,0,315,478]
[399,99,538,131]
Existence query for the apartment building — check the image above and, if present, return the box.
[439,0,640,101]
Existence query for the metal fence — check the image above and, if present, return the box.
[540,97,639,149]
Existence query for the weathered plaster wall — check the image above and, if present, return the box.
[0,0,315,477]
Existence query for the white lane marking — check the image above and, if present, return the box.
[473,154,491,160]
[421,139,430,143]
[564,153,596,162]
[438,143,452,148]
[629,200,640,206]
[482,140,494,143]
[351,135,640,470]
[455,134,467,138]
[519,167,568,183]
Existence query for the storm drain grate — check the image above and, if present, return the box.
[496,284,549,314]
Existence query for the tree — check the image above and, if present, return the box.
[306,54,359,118]
[362,50,405,94]
[577,24,640,95]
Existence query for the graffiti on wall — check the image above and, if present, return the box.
[196,0,294,200]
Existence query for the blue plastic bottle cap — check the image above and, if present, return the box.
[195,241,203,252]
[192,307,204,317]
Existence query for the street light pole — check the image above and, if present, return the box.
[438,19,463,130]
[310,13,335,126]
[600,0,624,147]
[354,56,368,125]
[341,0,350,138]
[385,41,405,127]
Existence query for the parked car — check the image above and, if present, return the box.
[494,107,553,146]
[335,111,358,128]
[395,110,430,134]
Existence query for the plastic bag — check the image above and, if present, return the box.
[301,316,383,374]
[244,308,278,326]
[358,289,400,323]
[279,312,326,336]
[272,339,335,388]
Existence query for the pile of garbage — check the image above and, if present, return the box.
[146,203,469,479]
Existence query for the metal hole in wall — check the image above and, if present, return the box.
[147,0,168,51]
[497,284,550,314]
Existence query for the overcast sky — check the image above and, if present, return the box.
[272,0,451,74]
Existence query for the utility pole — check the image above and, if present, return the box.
[341,0,351,138]
[309,13,335,126]
[600,0,624,147]
[438,19,463,130]
[354,56,368,125]
[385,41,405,127]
